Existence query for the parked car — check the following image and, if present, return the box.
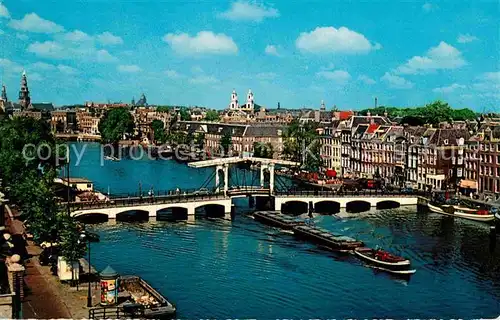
[193,188,210,195]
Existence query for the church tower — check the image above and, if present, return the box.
[1,85,7,102]
[244,89,254,112]
[229,89,238,110]
[320,100,326,111]
[19,71,31,110]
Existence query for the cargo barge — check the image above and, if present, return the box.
[292,225,364,252]
[253,211,305,230]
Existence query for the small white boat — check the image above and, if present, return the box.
[104,155,120,161]
[428,204,494,222]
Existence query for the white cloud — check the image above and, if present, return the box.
[8,13,64,33]
[57,64,78,74]
[58,30,93,42]
[295,26,381,54]
[265,44,280,56]
[165,70,182,78]
[381,72,414,89]
[457,33,478,44]
[30,61,78,75]
[97,32,123,46]
[395,41,466,74]
[422,2,436,12]
[218,1,279,22]
[117,64,141,73]
[189,75,219,84]
[473,71,500,93]
[16,33,28,40]
[255,72,277,80]
[358,75,376,85]
[316,70,351,84]
[477,71,500,82]
[0,58,23,74]
[0,3,9,18]
[28,41,118,63]
[320,63,336,71]
[95,49,118,63]
[191,66,204,74]
[31,62,56,70]
[29,72,43,81]
[28,41,66,59]
[432,83,466,94]
[163,31,238,55]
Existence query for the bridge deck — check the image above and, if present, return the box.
[188,156,299,168]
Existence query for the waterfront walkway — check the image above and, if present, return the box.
[23,242,100,319]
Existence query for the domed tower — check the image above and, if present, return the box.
[229,89,239,110]
[18,71,31,110]
[320,100,326,111]
[245,89,254,112]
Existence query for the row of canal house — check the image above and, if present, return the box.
[174,121,285,158]
[464,121,500,199]
[319,112,472,191]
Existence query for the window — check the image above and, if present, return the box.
[443,139,449,145]
[87,183,92,188]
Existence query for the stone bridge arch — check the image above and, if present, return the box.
[281,200,309,216]
[345,200,372,213]
[314,200,341,215]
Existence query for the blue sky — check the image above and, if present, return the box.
[0,0,498,111]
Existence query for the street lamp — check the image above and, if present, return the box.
[79,231,93,308]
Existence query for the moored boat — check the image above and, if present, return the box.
[354,247,416,275]
[428,204,495,222]
[118,275,176,318]
[293,225,364,251]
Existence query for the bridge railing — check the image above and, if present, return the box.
[69,191,229,211]
[275,188,429,198]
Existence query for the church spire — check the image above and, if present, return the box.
[19,71,31,110]
[1,85,7,102]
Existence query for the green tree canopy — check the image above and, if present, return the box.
[179,109,191,121]
[0,117,86,264]
[204,110,220,122]
[220,131,232,155]
[151,119,167,144]
[359,100,477,125]
[98,107,135,144]
[253,142,274,159]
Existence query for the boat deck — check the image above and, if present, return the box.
[253,211,305,230]
[293,225,364,251]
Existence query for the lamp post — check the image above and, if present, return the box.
[79,231,93,307]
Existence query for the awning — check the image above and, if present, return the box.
[459,179,477,189]
[326,169,337,178]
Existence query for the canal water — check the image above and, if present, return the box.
[67,143,500,319]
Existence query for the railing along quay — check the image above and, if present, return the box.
[69,192,228,211]
[275,189,428,198]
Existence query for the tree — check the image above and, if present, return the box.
[151,119,167,144]
[220,131,232,156]
[253,142,273,158]
[303,139,322,172]
[58,214,86,286]
[156,106,172,113]
[179,109,191,121]
[98,107,135,144]
[204,110,220,122]
[194,133,205,149]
